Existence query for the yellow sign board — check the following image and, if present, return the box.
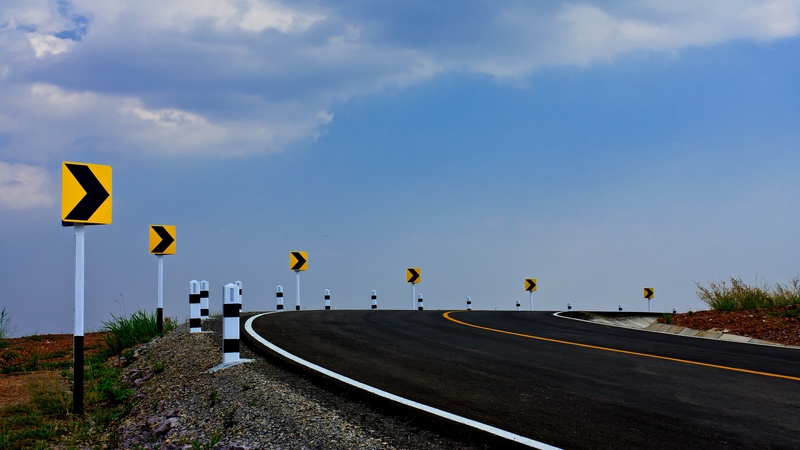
[61,162,112,225]
[290,251,308,271]
[406,268,421,283]
[643,287,654,299]
[525,278,537,292]
[150,225,176,255]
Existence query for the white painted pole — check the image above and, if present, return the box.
[529,291,533,311]
[276,285,284,310]
[157,255,164,333]
[417,293,424,311]
[515,299,521,311]
[222,283,241,363]
[466,296,472,310]
[648,298,651,313]
[200,280,209,319]
[371,290,377,310]
[295,271,301,310]
[73,223,85,415]
[411,284,416,310]
[324,289,331,310]
[189,280,201,332]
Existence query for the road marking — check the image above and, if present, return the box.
[244,312,561,450]
[443,311,800,382]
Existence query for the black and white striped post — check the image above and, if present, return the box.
[371,290,377,310]
[276,285,284,310]
[466,296,472,310]
[222,283,242,364]
[515,299,521,311]
[189,280,201,333]
[568,302,572,311]
[236,280,243,308]
[200,280,209,319]
[417,293,424,311]
[618,305,623,312]
[324,289,331,310]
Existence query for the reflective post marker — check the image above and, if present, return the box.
[371,290,377,310]
[73,223,85,415]
[276,285,284,310]
[568,302,572,311]
[222,283,241,363]
[417,293,424,311]
[200,280,209,319]
[324,289,331,310]
[157,255,164,333]
[189,280,201,333]
[516,299,521,311]
[236,281,243,308]
[466,296,472,310]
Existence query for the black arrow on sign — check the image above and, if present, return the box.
[64,163,110,221]
[151,226,175,253]
[291,252,307,271]
[407,268,420,283]
[526,279,537,291]
[644,288,654,299]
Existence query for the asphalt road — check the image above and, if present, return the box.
[246,310,800,449]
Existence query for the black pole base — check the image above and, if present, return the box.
[73,335,84,415]
[157,307,163,334]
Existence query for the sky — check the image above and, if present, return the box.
[1,0,799,337]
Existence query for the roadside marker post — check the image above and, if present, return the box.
[236,281,243,309]
[62,161,112,416]
[200,281,209,319]
[150,225,176,333]
[189,280,201,333]
[290,251,307,310]
[618,305,623,312]
[276,285,284,310]
[417,293,424,311]
[516,299,521,311]
[466,296,472,310]
[371,290,377,310]
[644,288,654,312]
[568,302,572,311]
[406,268,420,310]
[222,283,242,363]
[324,289,331,310]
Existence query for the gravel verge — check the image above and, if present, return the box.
[115,318,484,450]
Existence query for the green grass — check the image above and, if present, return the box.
[102,309,177,355]
[1,308,178,449]
[696,276,800,311]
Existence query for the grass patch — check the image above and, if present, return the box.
[102,309,176,355]
[696,276,800,311]
[1,309,178,449]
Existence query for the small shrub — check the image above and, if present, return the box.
[697,276,800,311]
[662,313,672,325]
[102,309,176,356]
[28,373,71,419]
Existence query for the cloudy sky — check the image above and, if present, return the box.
[1,0,798,336]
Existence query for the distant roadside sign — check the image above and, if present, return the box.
[406,268,421,284]
[525,278,537,292]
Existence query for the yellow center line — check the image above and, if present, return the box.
[442,311,800,382]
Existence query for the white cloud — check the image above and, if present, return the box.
[0,0,798,160]
[0,161,54,210]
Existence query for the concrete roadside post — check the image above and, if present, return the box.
[222,283,242,363]
[516,299,521,311]
[200,280,210,319]
[417,293,424,311]
[371,290,377,310]
[189,280,201,333]
[324,289,331,310]
[467,296,472,310]
[276,285,284,310]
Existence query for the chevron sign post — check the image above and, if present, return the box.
[62,161,112,416]
[150,225,176,333]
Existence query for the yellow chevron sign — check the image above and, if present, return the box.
[406,268,421,283]
[61,162,112,225]
[643,287,654,299]
[149,225,176,255]
[290,251,308,271]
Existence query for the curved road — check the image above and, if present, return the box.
[246,310,800,449]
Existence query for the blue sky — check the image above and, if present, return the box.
[1,1,799,336]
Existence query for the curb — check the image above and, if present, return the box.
[554,311,800,350]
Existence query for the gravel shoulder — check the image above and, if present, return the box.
[116,318,483,450]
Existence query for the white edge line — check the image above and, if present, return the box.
[244,311,561,450]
